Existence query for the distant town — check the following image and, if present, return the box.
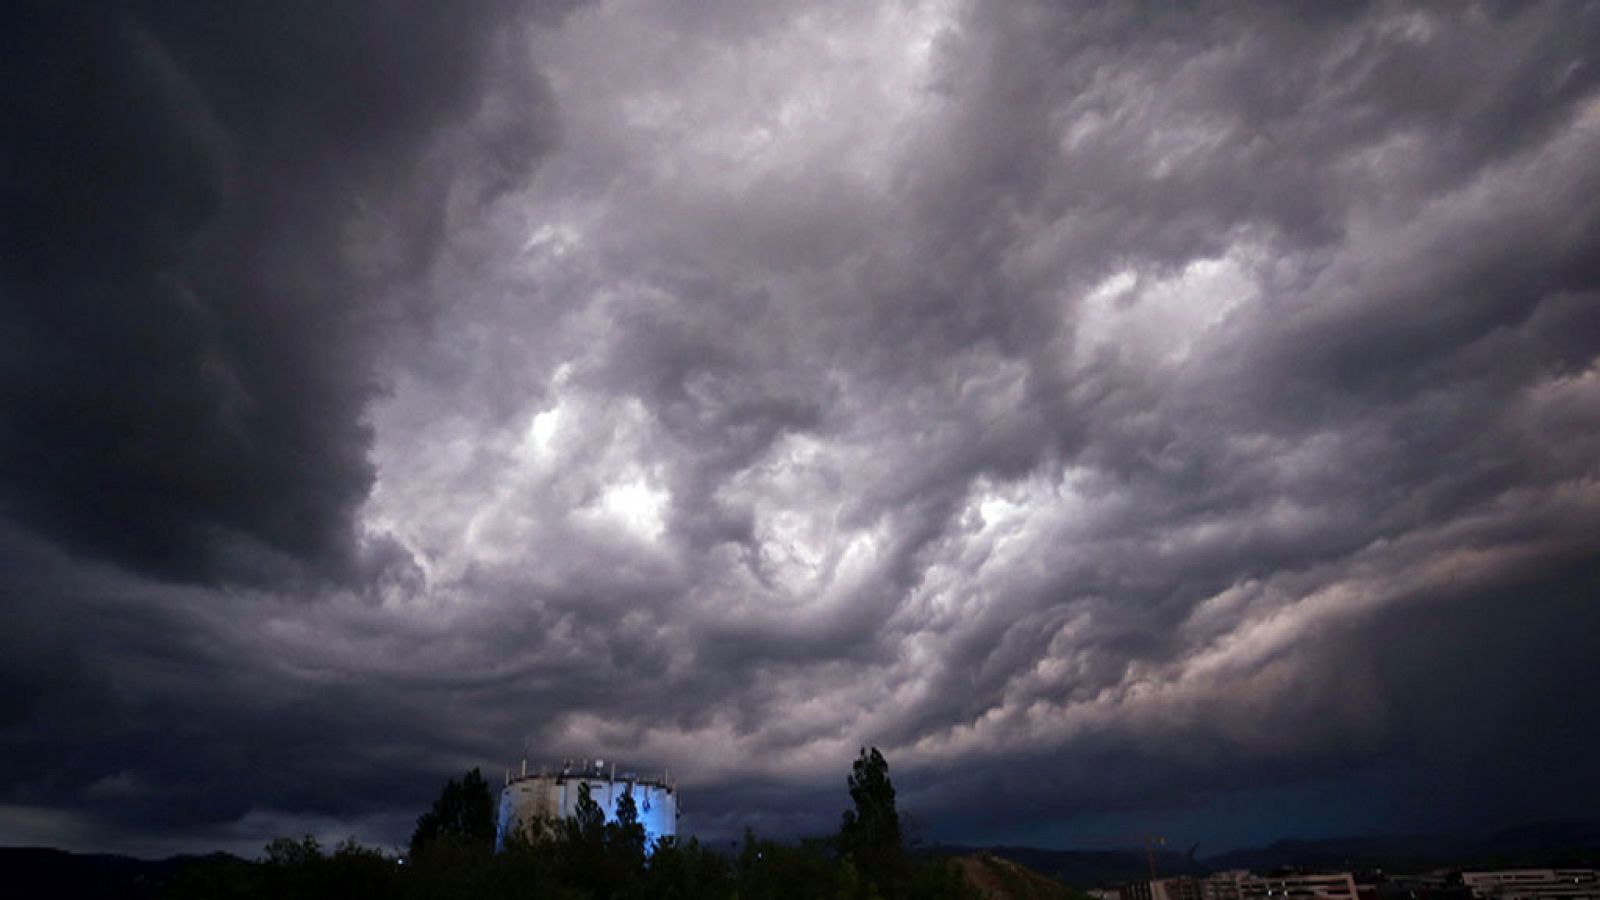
[1093,864,1600,900]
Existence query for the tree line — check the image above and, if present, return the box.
[161,747,977,900]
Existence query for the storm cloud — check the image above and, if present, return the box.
[2,0,1598,855]
[0,0,559,584]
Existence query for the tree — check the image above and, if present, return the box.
[265,834,323,867]
[570,780,607,844]
[645,835,732,900]
[558,781,611,896]
[598,786,648,898]
[838,746,904,897]
[409,767,495,859]
[611,786,648,861]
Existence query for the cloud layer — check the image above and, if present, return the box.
[3,0,1598,854]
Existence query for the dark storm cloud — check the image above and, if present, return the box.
[0,522,579,851]
[440,0,1600,831]
[3,0,1600,855]
[0,0,557,584]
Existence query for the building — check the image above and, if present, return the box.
[1122,881,1156,900]
[495,757,678,853]
[1205,871,1251,900]
[1121,876,1212,900]
[1159,878,1207,900]
[1240,872,1360,900]
[1461,870,1600,900]
[1385,871,1471,900]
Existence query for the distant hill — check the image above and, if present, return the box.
[929,820,1600,889]
[1204,835,1462,873]
[1472,821,1600,861]
[957,852,1096,900]
[930,845,1207,888]
[0,847,207,900]
[1205,821,1600,874]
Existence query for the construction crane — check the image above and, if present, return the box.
[1142,834,1167,882]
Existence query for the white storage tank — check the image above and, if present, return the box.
[496,757,678,852]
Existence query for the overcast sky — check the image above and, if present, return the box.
[3,0,1599,858]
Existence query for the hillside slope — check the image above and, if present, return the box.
[958,852,1095,900]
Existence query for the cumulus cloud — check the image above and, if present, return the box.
[2,0,1598,853]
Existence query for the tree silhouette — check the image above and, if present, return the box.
[839,746,905,897]
[557,780,610,895]
[168,754,978,899]
[409,767,495,859]
[570,780,607,844]
[611,785,648,859]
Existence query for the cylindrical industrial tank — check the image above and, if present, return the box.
[495,758,678,853]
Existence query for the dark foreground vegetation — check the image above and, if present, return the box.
[158,747,978,900]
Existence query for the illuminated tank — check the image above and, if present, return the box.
[495,757,678,852]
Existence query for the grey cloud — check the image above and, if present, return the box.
[3,0,1599,855]
[363,0,1600,831]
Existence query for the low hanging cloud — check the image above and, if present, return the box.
[2,0,1598,854]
